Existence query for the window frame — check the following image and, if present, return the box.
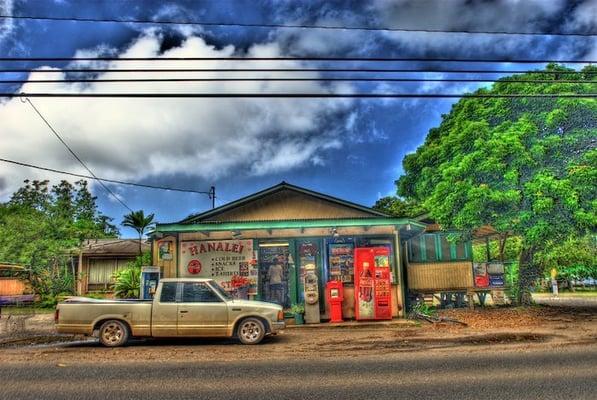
[180,281,224,303]
[159,281,178,303]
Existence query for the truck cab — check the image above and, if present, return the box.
[56,278,285,346]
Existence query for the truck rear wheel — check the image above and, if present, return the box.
[237,318,265,345]
[98,320,130,347]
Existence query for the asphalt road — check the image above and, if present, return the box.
[1,346,596,400]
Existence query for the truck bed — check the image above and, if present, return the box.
[57,298,153,336]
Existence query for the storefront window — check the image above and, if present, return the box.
[326,237,394,284]
[408,233,471,262]
[328,242,354,283]
[258,243,291,308]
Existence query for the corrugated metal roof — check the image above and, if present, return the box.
[76,239,150,255]
[175,181,389,224]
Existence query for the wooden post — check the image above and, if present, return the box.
[77,249,84,295]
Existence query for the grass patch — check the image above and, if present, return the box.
[0,306,54,315]
[533,291,597,298]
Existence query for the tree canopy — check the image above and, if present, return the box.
[0,179,118,297]
[372,196,426,218]
[396,65,596,303]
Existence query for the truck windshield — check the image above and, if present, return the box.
[210,281,233,300]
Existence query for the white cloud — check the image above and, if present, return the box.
[369,0,595,61]
[0,32,354,198]
[0,0,15,43]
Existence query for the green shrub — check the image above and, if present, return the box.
[112,266,141,298]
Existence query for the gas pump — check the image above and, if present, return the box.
[325,280,344,323]
[303,264,320,324]
[140,266,161,300]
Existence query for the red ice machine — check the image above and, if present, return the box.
[354,247,392,320]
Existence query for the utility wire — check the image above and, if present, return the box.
[1,67,594,74]
[6,93,597,99]
[0,158,212,194]
[0,56,594,63]
[1,78,593,84]
[23,97,133,212]
[0,14,594,37]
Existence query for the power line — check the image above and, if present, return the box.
[1,78,593,84]
[0,14,594,37]
[5,93,596,99]
[1,67,594,74]
[23,97,133,212]
[0,158,212,194]
[0,56,594,63]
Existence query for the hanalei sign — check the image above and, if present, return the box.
[179,240,257,291]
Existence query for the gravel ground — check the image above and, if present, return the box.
[0,305,595,364]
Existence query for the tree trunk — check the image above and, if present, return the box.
[517,243,539,306]
[498,233,508,262]
[138,233,143,255]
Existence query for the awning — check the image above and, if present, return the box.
[154,218,426,241]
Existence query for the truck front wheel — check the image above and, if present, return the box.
[98,320,130,347]
[237,318,265,345]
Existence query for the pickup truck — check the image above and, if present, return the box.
[56,278,285,346]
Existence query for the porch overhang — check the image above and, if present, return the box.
[153,218,426,241]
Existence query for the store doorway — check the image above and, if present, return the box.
[258,243,291,308]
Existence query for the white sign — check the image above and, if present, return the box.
[179,240,257,291]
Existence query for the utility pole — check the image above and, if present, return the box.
[209,186,216,209]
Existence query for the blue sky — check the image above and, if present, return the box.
[0,0,595,237]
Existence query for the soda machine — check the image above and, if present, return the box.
[354,247,392,320]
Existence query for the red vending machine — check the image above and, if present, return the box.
[354,247,392,320]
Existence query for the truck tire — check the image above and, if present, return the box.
[98,320,130,347]
[237,317,265,345]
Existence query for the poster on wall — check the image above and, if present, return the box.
[328,243,354,283]
[157,240,173,261]
[180,240,257,297]
[299,241,318,282]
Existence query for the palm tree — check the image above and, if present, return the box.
[122,210,155,254]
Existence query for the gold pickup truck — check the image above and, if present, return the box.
[56,278,285,346]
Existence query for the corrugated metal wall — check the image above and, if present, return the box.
[407,261,473,291]
[0,278,26,295]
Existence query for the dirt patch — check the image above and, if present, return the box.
[315,332,552,352]
[0,305,595,364]
[0,334,85,348]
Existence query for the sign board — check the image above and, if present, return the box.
[180,240,257,292]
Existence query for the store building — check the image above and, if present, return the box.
[151,182,425,320]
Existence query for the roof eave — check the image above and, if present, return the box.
[174,182,388,224]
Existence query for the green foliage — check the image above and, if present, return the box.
[38,292,72,309]
[372,196,426,217]
[122,210,155,254]
[397,65,596,304]
[290,303,305,314]
[472,236,522,263]
[537,235,597,280]
[111,252,150,299]
[0,179,118,298]
[112,266,141,299]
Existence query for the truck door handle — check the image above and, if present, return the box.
[179,310,188,313]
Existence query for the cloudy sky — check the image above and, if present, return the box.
[0,0,595,237]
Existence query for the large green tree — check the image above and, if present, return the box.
[372,196,426,218]
[0,179,118,297]
[397,65,596,304]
